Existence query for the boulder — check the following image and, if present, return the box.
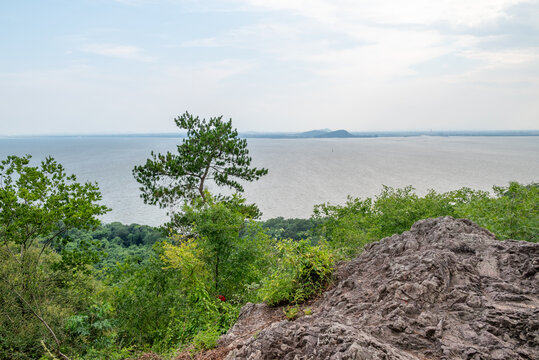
[221,217,538,360]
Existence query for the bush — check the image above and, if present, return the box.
[312,196,377,258]
[0,245,101,360]
[64,302,118,356]
[261,217,319,240]
[311,183,538,264]
[159,238,240,352]
[191,327,220,352]
[455,182,538,242]
[260,239,334,306]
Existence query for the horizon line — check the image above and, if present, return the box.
[1,129,539,138]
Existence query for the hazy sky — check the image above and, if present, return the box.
[1,0,538,135]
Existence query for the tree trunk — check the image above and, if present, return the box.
[198,162,212,201]
[215,254,219,294]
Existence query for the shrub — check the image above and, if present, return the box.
[260,239,334,306]
[312,197,377,258]
[191,327,220,352]
[455,182,538,242]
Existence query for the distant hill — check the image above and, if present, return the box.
[240,129,359,139]
[297,129,331,137]
[315,129,356,138]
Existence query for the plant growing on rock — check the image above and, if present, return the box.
[260,239,334,306]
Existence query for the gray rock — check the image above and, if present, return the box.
[219,217,538,360]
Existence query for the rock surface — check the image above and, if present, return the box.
[219,217,538,360]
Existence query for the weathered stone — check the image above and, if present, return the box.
[212,217,538,360]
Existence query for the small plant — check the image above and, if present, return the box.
[191,327,220,352]
[303,307,312,316]
[283,306,299,321]
[260,239,334,306]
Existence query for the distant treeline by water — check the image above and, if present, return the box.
[241,129,539,139]
[2,129,538,139]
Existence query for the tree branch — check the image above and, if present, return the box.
[37,227,67,263]
[199,161,213,200]
[6,278,70,360]
[1,231,21,265]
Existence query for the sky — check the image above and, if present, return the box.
[1,0,538,135]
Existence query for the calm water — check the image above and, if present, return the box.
[1,136,538,225]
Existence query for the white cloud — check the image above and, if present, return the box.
[165,59,255,83]
[81,44,155,61]
[241,0,536,28]
[462,48,539,67]
[178,0,538,82]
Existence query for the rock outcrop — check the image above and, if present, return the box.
[219,217,538,359]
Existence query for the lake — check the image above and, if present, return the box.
[1,136,537,225]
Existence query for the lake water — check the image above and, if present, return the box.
[1,136,538,226]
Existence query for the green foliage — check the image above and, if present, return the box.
[0,155,109,359]
[64,222,165,271]
[455,182,538,241]
[159,204,273,350]
[0,155,109,253]
[261,217,319,240]
[313,196,377,258]
[0,245,100,360]
[100,222,163,247]
[191,327,220,352]
[159,238,238,351]
[64,302,118,355]
[118,113,271,356]
[87,197,268,355]
[103,237,240,355]
[374,186,438,237]
[132,111,268,210]
[177,194,248,295]
[283,306,299,320]
[313,186,490,256]
[313,185,474,256]
[106,243,184,352]
[169,194,272,296]
[313,182,537,259]
[260,239,334,306]
[74,346,135,360]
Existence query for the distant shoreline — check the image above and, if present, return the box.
[1,130,538,139]
[241,130,539,139]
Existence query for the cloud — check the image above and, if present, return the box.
[174,0,539,131]
[177,0,538,81]
[166,59,256,83]
[181,18,454,81]
[81,44,155,61]
[240,0,536,28]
